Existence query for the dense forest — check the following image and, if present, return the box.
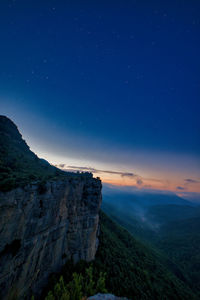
[102,190,200,299]
[42,212,197,300]
[0,116,85,192]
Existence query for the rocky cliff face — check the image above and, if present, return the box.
[0,176,102,299]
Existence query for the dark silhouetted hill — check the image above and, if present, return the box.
[0,115,66,191]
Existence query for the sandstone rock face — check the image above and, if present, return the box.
[0,176,102,299]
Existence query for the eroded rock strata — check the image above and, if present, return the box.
[0,176,102,299]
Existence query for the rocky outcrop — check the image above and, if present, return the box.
[0,176,102,299]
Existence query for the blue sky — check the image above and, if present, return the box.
[0,0,200,193]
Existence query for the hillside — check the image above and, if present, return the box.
[43,212,197,299]
[0,115,67,192]
[146,204,200,224]
[94,212,197,299]
[0,116,102,299]
[102,190,200,298]
[156,216,200,295]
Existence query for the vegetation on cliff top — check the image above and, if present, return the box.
[0,116,93,192]
[0,115,67,191]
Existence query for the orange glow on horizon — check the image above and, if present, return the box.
[99,174,200,193]
[29,145,200,195]
[47,158,200,194]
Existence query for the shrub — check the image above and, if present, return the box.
[44,266,107,300]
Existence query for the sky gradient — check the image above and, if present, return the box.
[0,1,200,195]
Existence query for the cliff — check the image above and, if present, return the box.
[0,116,102,299]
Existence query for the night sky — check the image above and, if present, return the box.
[1,1,200,195]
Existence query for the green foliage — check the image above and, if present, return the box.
[42,212,197,300]
[84,266,95,296]
[44,265,107,300]
[68,273,83,300]
[45,276,71,300]
[53,276,70,300]
[155,216,200,297]
[0,116,82,192]
[92,212,197,299]
[103,201,200,298]
[45,291,55,300]
[96,271,107,294]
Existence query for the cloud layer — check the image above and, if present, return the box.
[176,186,185,190]
[67,165,137,178]
[184,178,199,184]
[54,164,200,193]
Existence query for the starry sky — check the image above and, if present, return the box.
[0,0,200,195]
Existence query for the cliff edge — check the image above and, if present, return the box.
[0,116,102,299]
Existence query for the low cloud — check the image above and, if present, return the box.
[176,186,185,190]
[184,179,199,184]
[55,164,164,189]
[67,165,137,178]
[57,164,65,168]
[137,178,143,186]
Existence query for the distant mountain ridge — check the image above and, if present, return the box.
[103,185,194,206]
[102,186,200,298]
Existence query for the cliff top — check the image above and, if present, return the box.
[0,116,95,192]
